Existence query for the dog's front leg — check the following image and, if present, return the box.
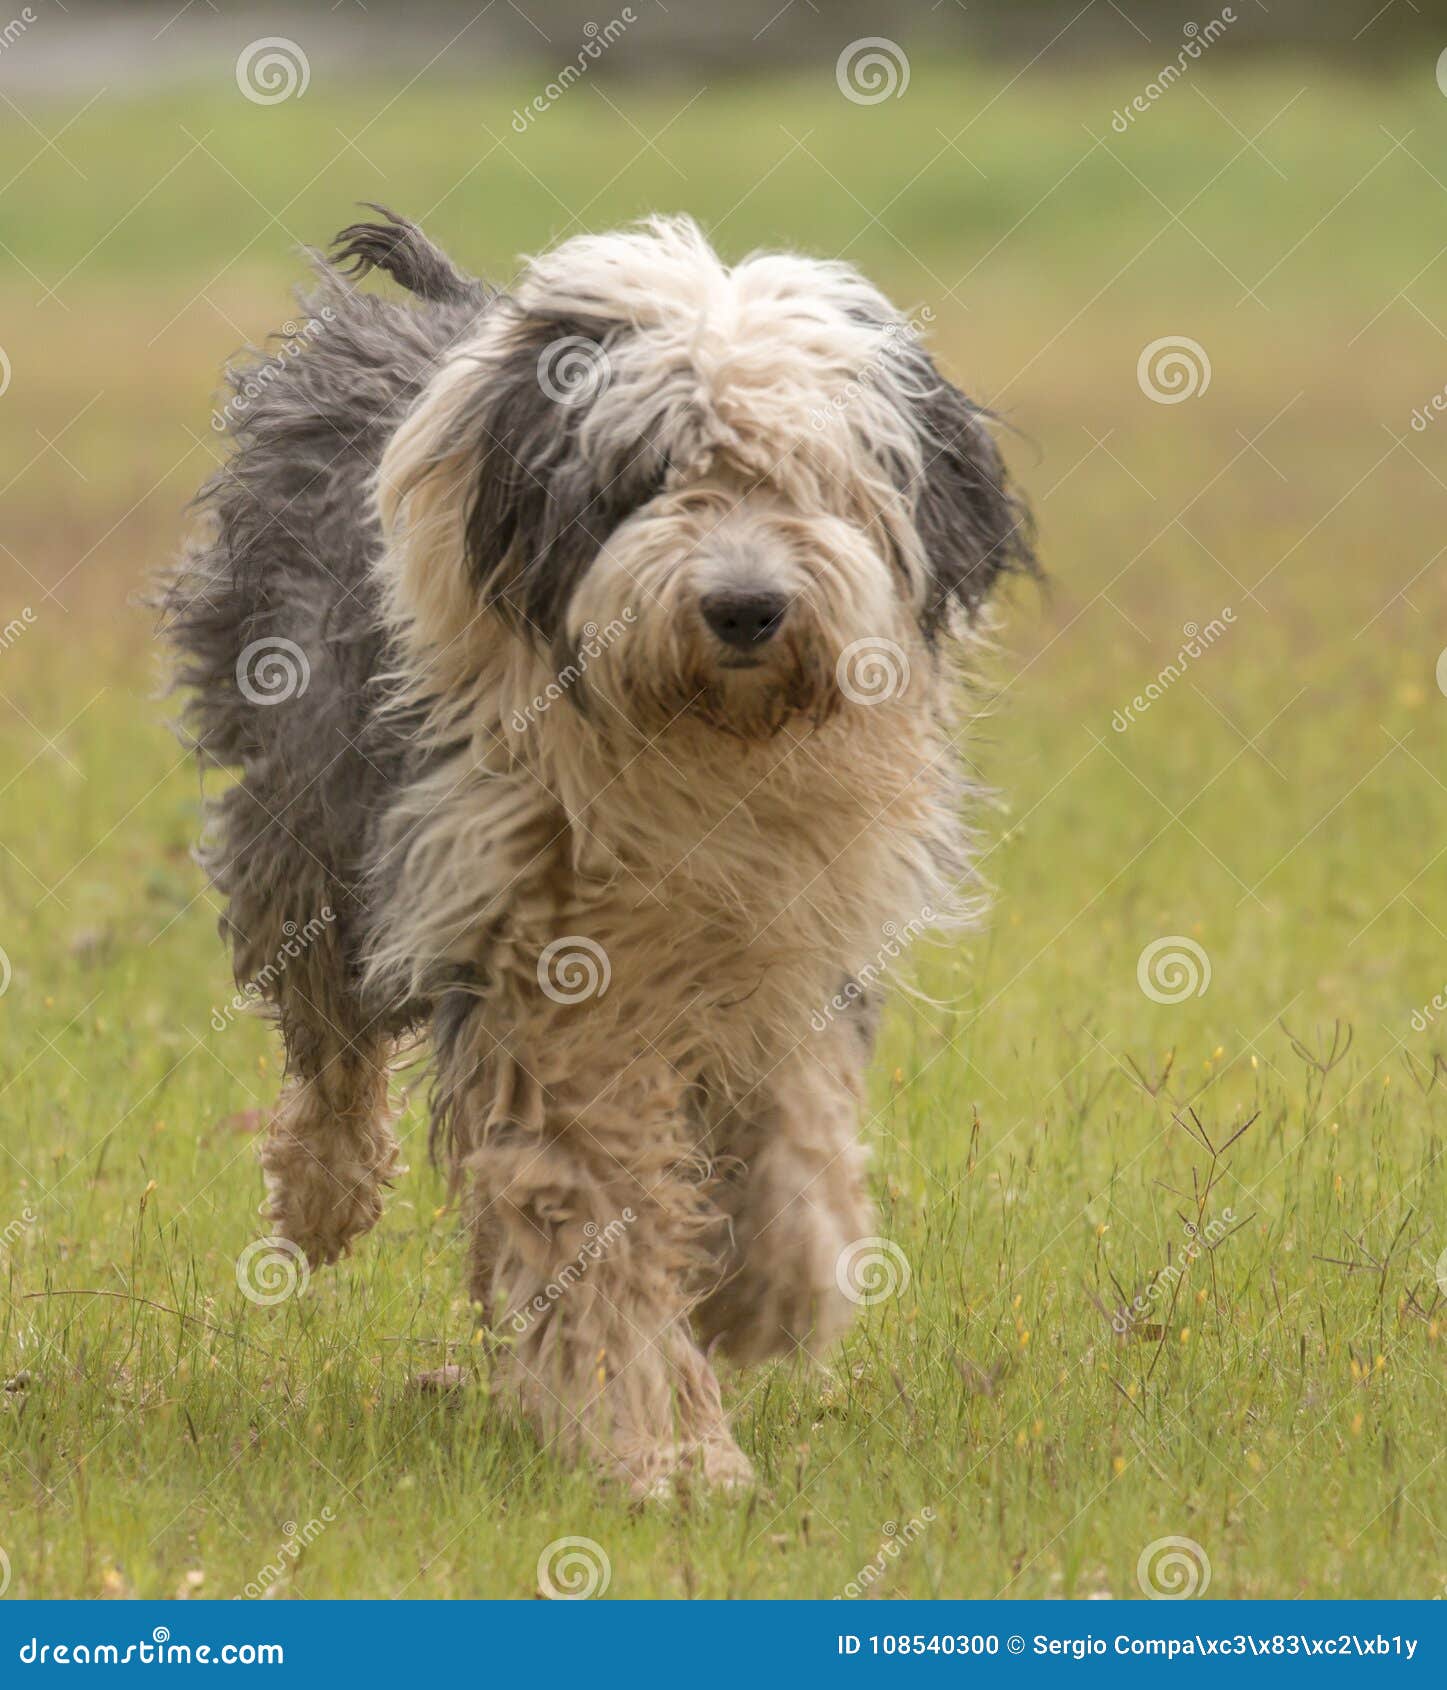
[695,1024,877,1365]
[443,1019,752,1497]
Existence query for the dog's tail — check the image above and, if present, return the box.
[328,205,489,308]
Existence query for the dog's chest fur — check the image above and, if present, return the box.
[376,658,967,1090]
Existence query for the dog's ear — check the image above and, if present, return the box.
[903,354,1036,636]
[461,310,665,647]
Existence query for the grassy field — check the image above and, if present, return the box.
[2,51,1446,1599]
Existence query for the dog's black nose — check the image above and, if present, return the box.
[700,589,789,650]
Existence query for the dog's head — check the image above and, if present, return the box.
[375,216,1033,742]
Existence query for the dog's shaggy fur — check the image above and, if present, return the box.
[160,211,1033,1494]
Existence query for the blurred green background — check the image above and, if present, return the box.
[0,0,1445,1600]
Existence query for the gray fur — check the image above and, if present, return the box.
[158,216,486,1065]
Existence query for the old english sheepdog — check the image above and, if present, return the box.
[160,210,1034,1494]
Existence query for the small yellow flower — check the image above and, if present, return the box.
[1112,1455,1126,1475]
[1350,1412,1364,1436]
[1179,1326,1190,1344]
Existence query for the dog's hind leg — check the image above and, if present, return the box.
[260,1014,399,1269]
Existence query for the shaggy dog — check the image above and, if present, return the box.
[160,211,1033,1495]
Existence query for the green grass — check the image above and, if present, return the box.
[2,55,1446,1599]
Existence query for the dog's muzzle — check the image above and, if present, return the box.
[699,588,790,655]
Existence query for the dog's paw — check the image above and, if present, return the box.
[617,1436,756,1501]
